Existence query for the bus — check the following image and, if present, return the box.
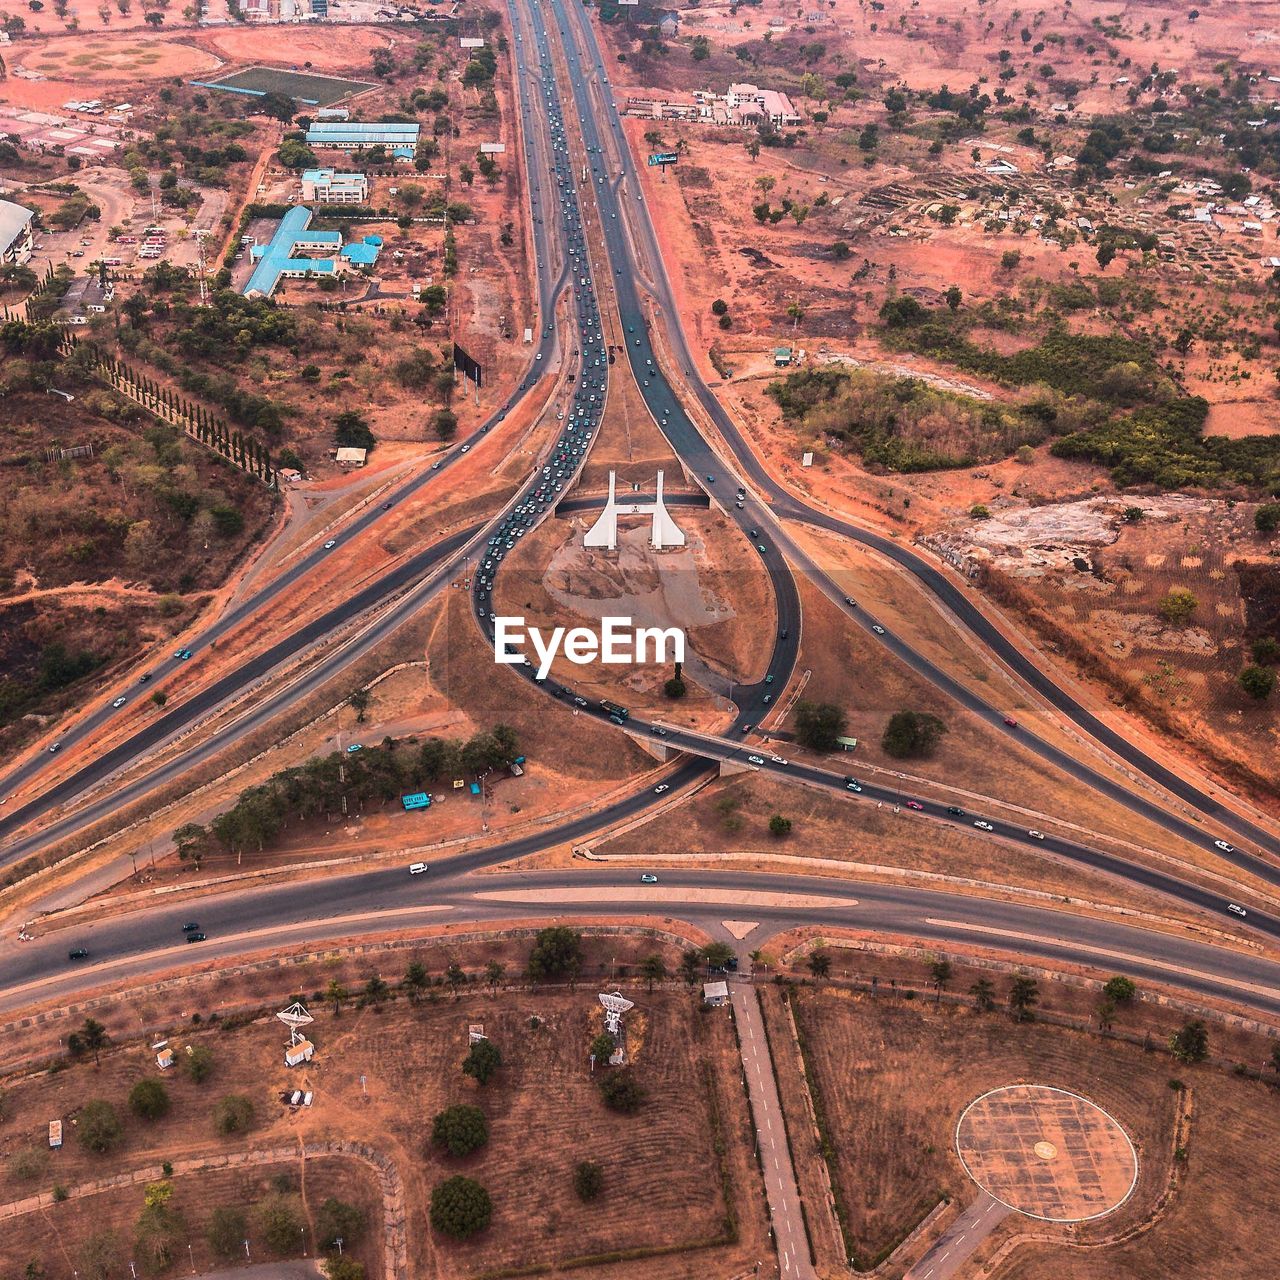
[600,700,629,721]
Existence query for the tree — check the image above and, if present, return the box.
[214,1094,255,1136]
[574,1160,604,1201]
[403,962,429,1003]
[1096,239,1117,270]
[1240,665,1277,700]
[1000,249,1021,270]
[1158,588,1199,626]
[206,1206,247,1259]
[807,950,831,979]
[316,1197,365,1251]
[173,821,210,868]
[1103,976,1137,1005]
[70,1017,110,1067]
[702,940,735,970]
[664,675,687,698]
[430,1176,492,1239]
[599,1069,645,1113]
[768,814,792,838]
[690,35,710,60]
[679,949,701,986]
[77,1230,122,1280]
[795,701,848,752]
[256,91,297,123]
[1255,503,1280,534]
[433,408,458,441]
[590,1032,616,1063]
[930,959,953,1001]
[333,410,375,452]
[431,1104,489,1157]
[462,1038,502,1086]
[640,953,667,993]
[484,960,505,990]
[1170,1019,1209,1063]
[970,977,996,1012]
[363,974,389,1005]
[1252,637,1280,666]
[349,688,371,723]
[1008,973,1039,1022]
[184,1045,214,1084]
[128,1078,171,1121]
[944,285,962,311]
[77,1100,124,1153]
[252,1191,304,1254]
[711,298,729,316]
[881,710,948,759]
[831,240,851,260]
[135,1182,185,1271]
[326,979,349,1015]
[526,926,583,981]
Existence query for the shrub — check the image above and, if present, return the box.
[881,710,948,759]
[794,700,847,751]
[574,1161,604,1201]
[183,1046,214,1083]
[462,1038,502,1086]
[430,1176,492,1239]
[1157,588,1198,626]
[325,1261,366,1280]
[252,1191,304,1254]
[1103,976,1136,1003]
[77,1100,123,1154]
[206,1206,247,1259]
[1239,665,1276,700]
[7,1148,47,1182]
[128,1079,171,1122]
[431,1104,489,1157]
[315,1197,365,1251]
[590,1032,616,1063]
[970,503,991,519]
[213,1095,255,1136]
[710,299,728,316]
[598,1070,645,1113]
[1251,637,1280,666]
[526,926,583,980]
[1255,502,1280,534]
[768,814,792,838]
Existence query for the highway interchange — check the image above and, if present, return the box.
[1,0,1279,1045]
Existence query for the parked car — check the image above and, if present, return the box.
[640,873,659,884]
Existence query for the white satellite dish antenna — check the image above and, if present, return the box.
[276,1001,314,1046]
[598,991,634,1036]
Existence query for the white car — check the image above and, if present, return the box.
[654,784,670,794]
[1227,902,1247,917]
[770,755,789,766]
[1214,839,1236,853]
[1027,829,1046,840]
[409,862,428,875]
[323,540,337,550]
[872,624,886,635]
[973,820,994,832]
[112,697,127,709]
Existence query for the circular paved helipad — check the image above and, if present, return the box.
[955,1085,1138,1222]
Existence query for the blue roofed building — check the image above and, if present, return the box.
[243,206,382,298]
[305,121,420,159]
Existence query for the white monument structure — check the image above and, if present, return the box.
[584,471,686,551]
[277,1001,315,1067]
[598,990,635,1065]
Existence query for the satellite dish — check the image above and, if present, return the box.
[276,1002,314,1045]
[598,991,634,1015]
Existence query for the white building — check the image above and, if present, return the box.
[300,167,368,204]
[725,83,802,127]
[0,199,35,266]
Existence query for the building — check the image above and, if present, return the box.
[659,11,679,36]
[702,980,729,1007]
[774,346,793,367]
[304,121,420,158]
[284,1038,314,1067]
[156,1047,175,1070]
[243,206,382,298]
[48,1121,63,1149]
[725,83,802,127]
[0,199,35,266]
[56,274,115,325]
[335,446,367,466]
[300,167,368,204]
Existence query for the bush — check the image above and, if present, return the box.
[315,1197,365,1251]
[1157,588,1198,626]
[1255,503,1280,534]
[128,1079,171,1122]
[325,1261,366,1280]
[526,926,583,980]
[430,1176,492,1239]
[710,299,728,316]
[1251,637,1280,666]
[663,675,686,698]
[77,1100,124,1154]
[768,814,792,838]
[598,1070,645,1113]
[590,1032,616,1062]
[969,503,991,519]
[184,1045,214,1083]
[881,710,948,759]
[7,1147,47,1182]
[252,1191,304,1254]
[1103,976,1136,1004]
[431,1104,489,1157]
[574,1160,604,1201]
[462,1038,502,1086]
[1239,665,1276,700]
[213,1094,255,1136]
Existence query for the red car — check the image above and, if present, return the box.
[905,800,924,811]
[1003,716,1018,727]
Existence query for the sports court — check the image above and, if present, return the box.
[194,66,374,107]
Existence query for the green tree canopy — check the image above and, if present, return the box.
[881,710,948,759]
[794,700,848,752]
[430,1176,492,1239]
[462,1038,502,1086]
[431,1104,489,1157]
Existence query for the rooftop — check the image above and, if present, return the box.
[0,198,34,254]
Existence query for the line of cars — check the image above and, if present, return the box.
[69,920,204,962]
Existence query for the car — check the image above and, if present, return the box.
[706,474,715,483]
[905,800,924,810]
[1027,830,1046,840]
[747,754,765,766]
[112,697,127,709]
[653,726,668,737]
[1214,839,1236,853]
[431,460,442,470]
[770,754,788,765]
[640,873,659,884]
[872,624,886,635]
[536,352,543,361]
[845,779,862,792]
[654,784,670,794]
[1003,716,1018,728]
[182,922,200,932]
[68,948,89,961]
[409,862,429,875]
[461,444,470,453]
[346,744,363,754]
[762,694,772,704]
[946,806,966,816]
[174,649,192,660]
[48,742,61,753]
[1227,902,1248,917]
[740,724,753,734]
[323,540,337,550]
[973,820,994,831]
[383,502,393,510]
[844,597,857,607]
[779,629,788,640]
[749,528,759,539]
[757,545,767,554]
[764,674,774,685]
[139,673,152,683]
[186,932,207,943]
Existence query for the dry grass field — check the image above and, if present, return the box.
[0,980,765,1279]
[764,982,1280,1278]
